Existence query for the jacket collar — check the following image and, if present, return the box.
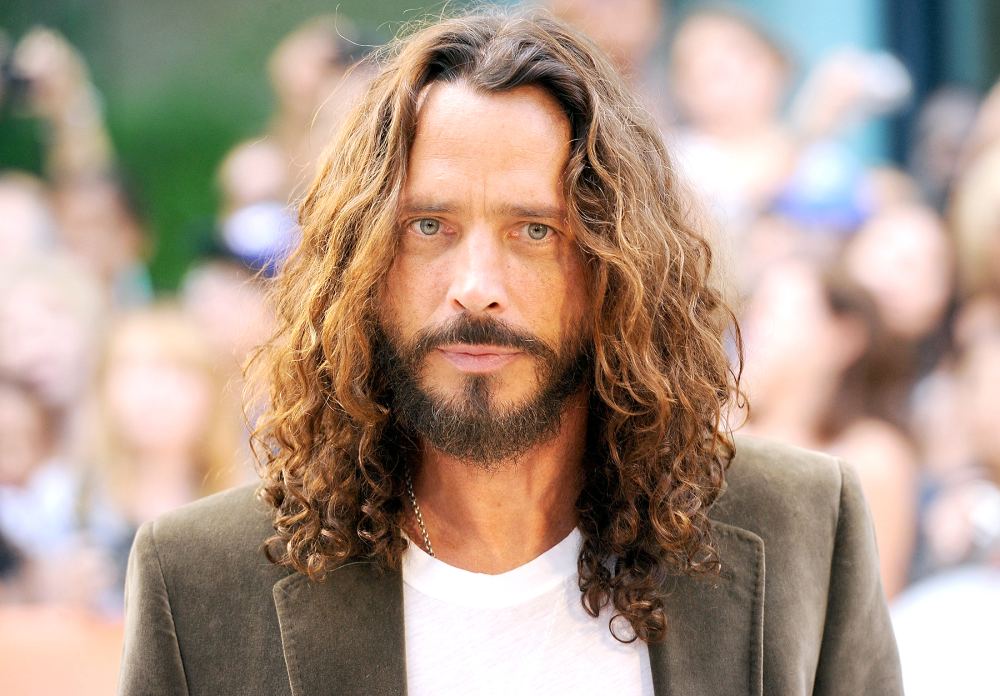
[273,561,407,696]
[272,522,764,696]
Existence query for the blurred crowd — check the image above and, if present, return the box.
[1,1,998,693]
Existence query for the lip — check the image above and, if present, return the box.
[436,345,522,373]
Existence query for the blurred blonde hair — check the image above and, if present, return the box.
[85,303,241,514]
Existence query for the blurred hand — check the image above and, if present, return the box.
[792,49,911,141]
[12,27,93,121]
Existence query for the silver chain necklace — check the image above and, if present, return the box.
[403,466,435,557]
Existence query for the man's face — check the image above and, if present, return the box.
[378,82,591,464]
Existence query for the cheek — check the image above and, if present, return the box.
[381,252,451,334]
[515,252,589,341]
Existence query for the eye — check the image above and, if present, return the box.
[413,218,440,236]
[524,223,552,241]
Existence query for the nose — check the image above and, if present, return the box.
[447,228,508,314]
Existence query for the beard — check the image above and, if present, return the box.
[374,313,591,468]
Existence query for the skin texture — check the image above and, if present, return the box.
[379,82,590,573]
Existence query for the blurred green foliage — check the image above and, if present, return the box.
[0,0,469,290]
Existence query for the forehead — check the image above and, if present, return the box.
[403,82,571,211]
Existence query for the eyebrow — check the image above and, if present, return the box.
[399,200,566,221]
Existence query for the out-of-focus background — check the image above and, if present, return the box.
[1,0,998,693]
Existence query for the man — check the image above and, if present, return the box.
[118,11,902,695]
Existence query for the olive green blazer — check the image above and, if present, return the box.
[117,436,903,695]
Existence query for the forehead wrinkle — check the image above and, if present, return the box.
[412,84,570,160]
[414,138,564,172]
[404,147,566,202]
[404,83,571,223]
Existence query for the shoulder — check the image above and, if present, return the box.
[131,482,287,592]
[712,434,853,544]
[143,483,273,551]
[122,487,295,692]
[715,439,903,690]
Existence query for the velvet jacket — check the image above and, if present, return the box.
[117,436,903,695]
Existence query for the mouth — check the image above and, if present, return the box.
[436,344,522,373]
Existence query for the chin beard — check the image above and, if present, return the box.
[373,315,591,468]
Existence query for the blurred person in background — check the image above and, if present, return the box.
[960,76,1000,162]
[669,5,909,240]
[214,139,299,275]
[0,379,123,696]
[6,26,153,307]
[954,293,1000,348]
[733,213,802,292]
[0,377,52,544]
[0,255,105,455]
[949,142,1000,299]
[543,0,662,79]
[0,376,56,597]
[740,258,917,598]
[8,27,114,182]
[84,303,243,525]
[0,376,114,608]
[79,303,244,605]
[0,257,116,612]
[180,255,275,475]
[957,331,1000,507]
[843,203,955,388]
[669,5,796,233]
[51,176,154,308]
[891,327,1000,696]
[208,15,371,277]
[541,0,668,125]
[264,14,372,200]
[916,299,1000,572]
[180,258,274,380]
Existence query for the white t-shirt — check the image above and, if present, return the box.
[402,528,654,695]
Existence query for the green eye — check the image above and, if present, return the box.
[417,219,440,235]
[526,223,551,240]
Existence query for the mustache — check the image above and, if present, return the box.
[408,314,556,362]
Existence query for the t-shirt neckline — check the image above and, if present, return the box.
[402,527,582,609]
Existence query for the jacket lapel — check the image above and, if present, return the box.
[648,521,765,696]
[273,561,406,696]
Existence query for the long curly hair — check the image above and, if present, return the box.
[251,9,742,643]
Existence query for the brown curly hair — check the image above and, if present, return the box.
[251,8,742,643]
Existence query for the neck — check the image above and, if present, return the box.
[409,390,588,574]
